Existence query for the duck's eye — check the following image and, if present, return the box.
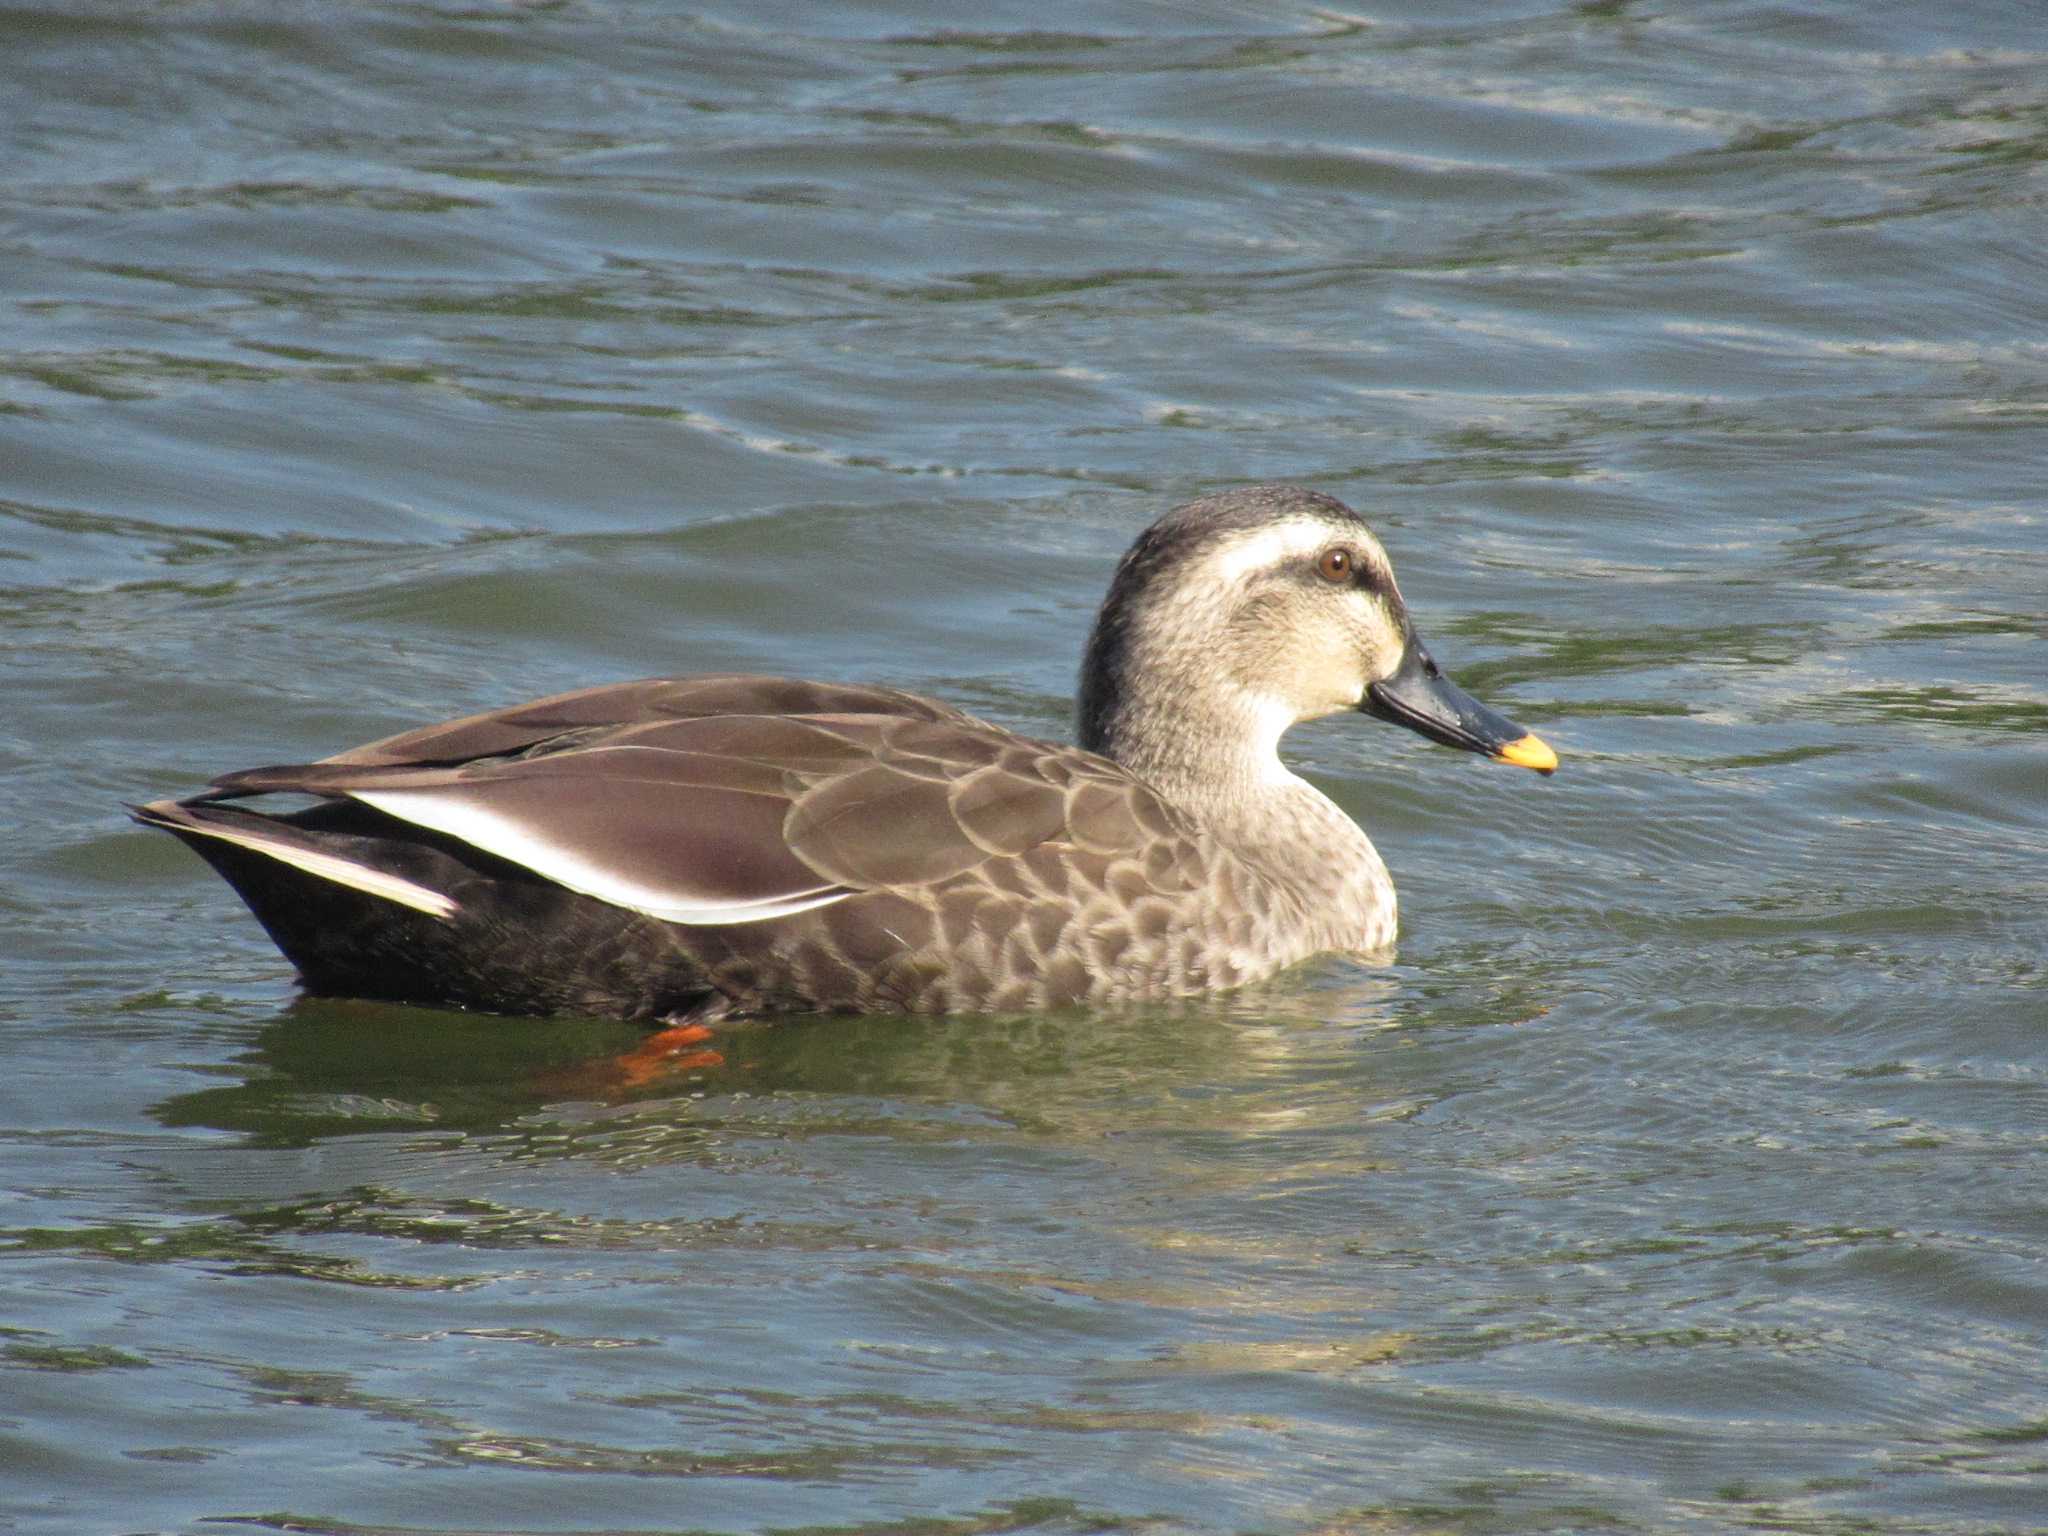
[1315,546,1354,584]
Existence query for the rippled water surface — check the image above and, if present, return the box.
[5,3,2046,1532]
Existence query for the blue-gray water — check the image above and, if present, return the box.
[4,4,2045,1532]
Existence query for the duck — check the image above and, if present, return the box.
[133,485,1556,1023]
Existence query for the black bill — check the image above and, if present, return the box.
[1364,642,1558,774]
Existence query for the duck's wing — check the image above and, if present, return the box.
[312,673,978,770]
[171,694,1191,929]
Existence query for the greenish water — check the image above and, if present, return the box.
[4,3,2045,1532]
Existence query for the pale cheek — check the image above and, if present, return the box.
[1307,652,1369,713]
[1328,628,1381,702]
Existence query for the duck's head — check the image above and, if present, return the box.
[1077,485,1557,786]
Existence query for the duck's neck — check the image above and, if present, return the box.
[1083,675,1290,818]
[1080,586,1294,811]
[1079,653,1392,951]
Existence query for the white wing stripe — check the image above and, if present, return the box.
[174,819,457,920]
[352,789,850,926]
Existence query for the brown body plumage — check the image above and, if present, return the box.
[133,487,1556,1021]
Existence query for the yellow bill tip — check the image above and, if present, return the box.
[1494,732,1559,775]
